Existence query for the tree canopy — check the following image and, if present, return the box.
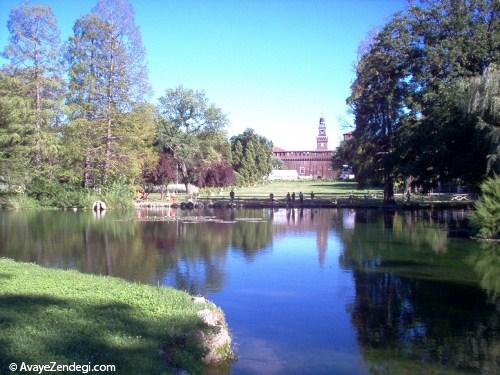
[342,0,499,201]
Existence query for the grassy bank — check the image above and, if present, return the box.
[0,258,211,374]
[192,181,474,209]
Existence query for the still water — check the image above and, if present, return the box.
[0,208,499,374]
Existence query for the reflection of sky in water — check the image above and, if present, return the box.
[0,209,498,375]
[205,232,369,375]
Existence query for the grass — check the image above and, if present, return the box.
[194,181,474,207]
[0,258,210,375]
[217,181,374,198]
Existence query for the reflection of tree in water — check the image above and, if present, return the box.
[231,221,273,259]
[0,210,275,296]
[0,210,165,284]
[340,210,500,374]
[470,242,500,298]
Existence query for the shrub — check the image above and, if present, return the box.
[470,176,500,239]
[5,194,40,209]
[100,182,135,211]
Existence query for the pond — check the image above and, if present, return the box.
[0,208,499,375]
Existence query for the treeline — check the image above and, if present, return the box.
[336,0,499,202]
[0,0,272,206]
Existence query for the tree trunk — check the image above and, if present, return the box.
[384,173,395,204]
[83,153,93,188]
[83,53,96,188]
[103,39,115,185]
[405,176,414,194]
[33,65,42,166]
[103,114,112,185]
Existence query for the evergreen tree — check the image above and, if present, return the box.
[65,0,151,186]
[230,129,273,185]
[2,3,63,170]
[470,176,500,239]
[0,73,33,187]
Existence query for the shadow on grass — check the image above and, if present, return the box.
[0,295,206,375]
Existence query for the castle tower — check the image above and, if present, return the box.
[316,117,328,150]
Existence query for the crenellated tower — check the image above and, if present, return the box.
[316,117,328,150]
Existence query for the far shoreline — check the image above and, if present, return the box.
[135,198,474,210]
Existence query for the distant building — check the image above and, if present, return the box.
[272,118,337,180]
[268,169,300,181]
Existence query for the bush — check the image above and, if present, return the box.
[99,182,135,211]
[26,178,93,208]
[470,176,500,239]
[5,194,40,209]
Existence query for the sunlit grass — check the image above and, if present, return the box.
[202,180,380,199]
[0,258,208,375]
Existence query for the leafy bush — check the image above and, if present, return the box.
[470,176,500,239]
[100,182,135,211]
[26,178,91,208]
[5,194,40,209]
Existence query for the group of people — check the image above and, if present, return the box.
[285,191,313,205]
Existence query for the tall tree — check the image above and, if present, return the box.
[0,73,33,187]
[347,0,499,197]
[347,15,411,202]
[2,3,62,169]
[460,64,500,175]
[156,86,230,188]
[230,129,273,185]
[91,0,149,184]
[65,0,151,186]
[65,14,109,187]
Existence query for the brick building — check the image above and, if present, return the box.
[272,118,337,180]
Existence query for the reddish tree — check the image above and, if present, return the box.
[143,152,177,188]
[197,162,235,188]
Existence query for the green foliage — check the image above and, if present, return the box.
[5,194,40,209]
[16,176,133,210]
[0,258,207,374]
[470,176,500,239]
[2,3,63,169]
[230,129,273,185]
[0,73,33,185]
[347,0,499,197]
[470,242,500,295]
[65,1,151,187]
[156,86,231,187]
[99,181,135,211]
[459,64,500,175]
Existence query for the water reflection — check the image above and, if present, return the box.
[0,209,276,295]
[272,208,334,266]
[470,242,500,297]
[0,208,499,375]
[339,211,500,374]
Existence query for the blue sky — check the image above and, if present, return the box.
[0,0,407,150]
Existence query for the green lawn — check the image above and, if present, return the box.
[137,180,476,208]
[0,259,209,375]
[201,180,382,200]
